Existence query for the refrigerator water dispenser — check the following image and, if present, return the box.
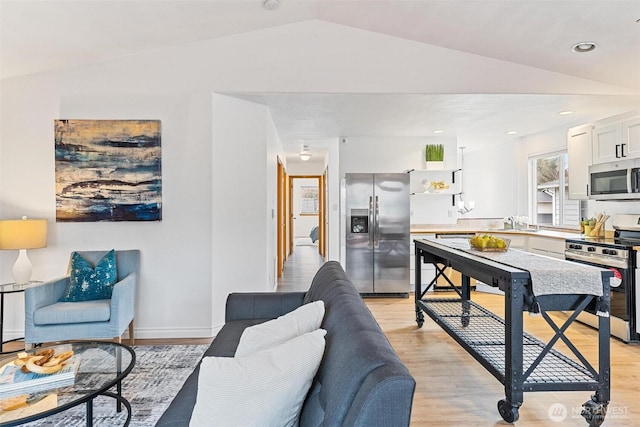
[350,209,369,234]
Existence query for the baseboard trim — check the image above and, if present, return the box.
[6,325,224,341]
[131,325,221,339]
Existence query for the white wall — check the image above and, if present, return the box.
[286,160,325,176]
[0,89,215,338]
[0,68,284,340]
[326,138,341,262]
[338,136,518,224]
[339,136,458,175]
[212,94,280,329]
[460,140,519,220]
[1,19,633,338]
[265,113,282,292]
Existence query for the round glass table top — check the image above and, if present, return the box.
[0,341,135,426]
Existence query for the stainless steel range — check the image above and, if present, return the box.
[565,214,640,342]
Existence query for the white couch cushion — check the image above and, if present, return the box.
[235,300,324,357]
[190,329,326,427]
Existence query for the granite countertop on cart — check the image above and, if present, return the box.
[416,237,611,303]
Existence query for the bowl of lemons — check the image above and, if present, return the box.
[469,234,510,252]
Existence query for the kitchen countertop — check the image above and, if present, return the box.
[410,225,582,240]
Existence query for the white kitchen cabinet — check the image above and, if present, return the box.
[592,122,623,164]
[567,124,593,200]
[410,234,435,291]
[589,113,640,165]
[527,236,565,259]
[623,115,640,158]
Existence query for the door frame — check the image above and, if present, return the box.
[288,175,326,257]
[277,159,287,277]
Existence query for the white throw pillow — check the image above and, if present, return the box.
[234,300,324,357]
[189,329,327,427]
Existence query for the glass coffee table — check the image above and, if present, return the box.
[0,341,135,427]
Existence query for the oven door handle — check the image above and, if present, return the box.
[565,252,629,269]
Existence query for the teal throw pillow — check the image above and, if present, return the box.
[60,250,118,302]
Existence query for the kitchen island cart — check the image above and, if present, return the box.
[414,238,612,426]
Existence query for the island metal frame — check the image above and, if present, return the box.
[414,239,611,427]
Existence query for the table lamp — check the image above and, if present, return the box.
[0,216,47,285]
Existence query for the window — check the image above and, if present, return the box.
[300,186,319,214]
[530,151,586,227]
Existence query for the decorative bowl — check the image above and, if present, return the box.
[468,236,510,252]
[429,181,449,192]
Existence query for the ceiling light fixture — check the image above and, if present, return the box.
[571,42,596,53]
[263,0,280,11]
[432,130,444,134]
[505,131,518,135]
[299,145,312,161]
[558,110,575,116]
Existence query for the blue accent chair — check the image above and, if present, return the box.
[24,250,140,345]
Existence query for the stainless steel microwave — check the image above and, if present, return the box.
[589,159,640,200]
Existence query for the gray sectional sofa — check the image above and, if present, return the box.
[155,261,416,426]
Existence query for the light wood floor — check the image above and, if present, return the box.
[366,293,640,426]
[277,243,324,292]
[9,246,638,426]
[281,247,640,425]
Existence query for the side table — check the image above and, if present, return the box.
[0,282,42,354]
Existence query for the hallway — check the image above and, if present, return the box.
[277,244,324,292]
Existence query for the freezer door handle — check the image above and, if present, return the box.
[374,196,380,248]
[368,196,374,248]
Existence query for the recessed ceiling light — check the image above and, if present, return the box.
[558,110,575,115]
[432,130,444,134]
[505,131,518,135]
[571,42,596,53]
[263,0,280,10]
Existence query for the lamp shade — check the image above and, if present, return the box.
[0,218,47,250]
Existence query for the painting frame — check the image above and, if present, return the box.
[55,119,162,222]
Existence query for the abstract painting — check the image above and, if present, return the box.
[55,119,162,222]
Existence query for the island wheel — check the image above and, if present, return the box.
[581,397,607,427]
[415,310,424,328]
[498,399,519,423]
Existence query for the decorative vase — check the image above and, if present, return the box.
[425,161,445,170]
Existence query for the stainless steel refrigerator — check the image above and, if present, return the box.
[345,173,410,295]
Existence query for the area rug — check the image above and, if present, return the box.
[23,344,209,427]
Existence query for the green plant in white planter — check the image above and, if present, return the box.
[425,144,444,169]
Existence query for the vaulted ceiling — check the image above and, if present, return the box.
[2,0,639,160]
